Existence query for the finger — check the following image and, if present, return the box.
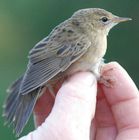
[28,72,97,140]
[44,72,97,140]
[92,84,117,140]
[101,62,138,104]
[33,88,55,127]
[20,72,97,140]
[101,62,139,139]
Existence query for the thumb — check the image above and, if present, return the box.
[19,72,97,140]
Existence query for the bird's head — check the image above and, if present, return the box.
[71,8,131,35]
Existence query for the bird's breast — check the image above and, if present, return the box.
[66,35,107,75]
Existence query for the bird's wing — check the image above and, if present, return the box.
[20,36,91,95]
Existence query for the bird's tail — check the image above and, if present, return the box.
[3,76,41,136]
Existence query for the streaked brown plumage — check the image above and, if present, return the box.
[3,8,131,136]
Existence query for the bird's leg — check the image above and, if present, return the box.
[90,58,104,79]
[47,84,56,99]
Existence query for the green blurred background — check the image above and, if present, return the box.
[0,0,138,139]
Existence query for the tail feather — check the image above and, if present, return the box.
[14,89,40,136]
[4,76,23,125]
[3,76,41,136]
[5,76,23,111]
[5,97,19,126]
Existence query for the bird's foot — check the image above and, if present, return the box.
[99,68,116,88]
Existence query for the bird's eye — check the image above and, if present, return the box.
[101,17,109,22]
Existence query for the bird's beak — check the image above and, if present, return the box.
[112,16,132,23]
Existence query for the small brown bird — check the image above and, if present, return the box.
[3,8,131,136]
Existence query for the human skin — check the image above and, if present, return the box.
[19,62,139,140]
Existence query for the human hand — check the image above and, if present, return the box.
[19,62,139,140]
